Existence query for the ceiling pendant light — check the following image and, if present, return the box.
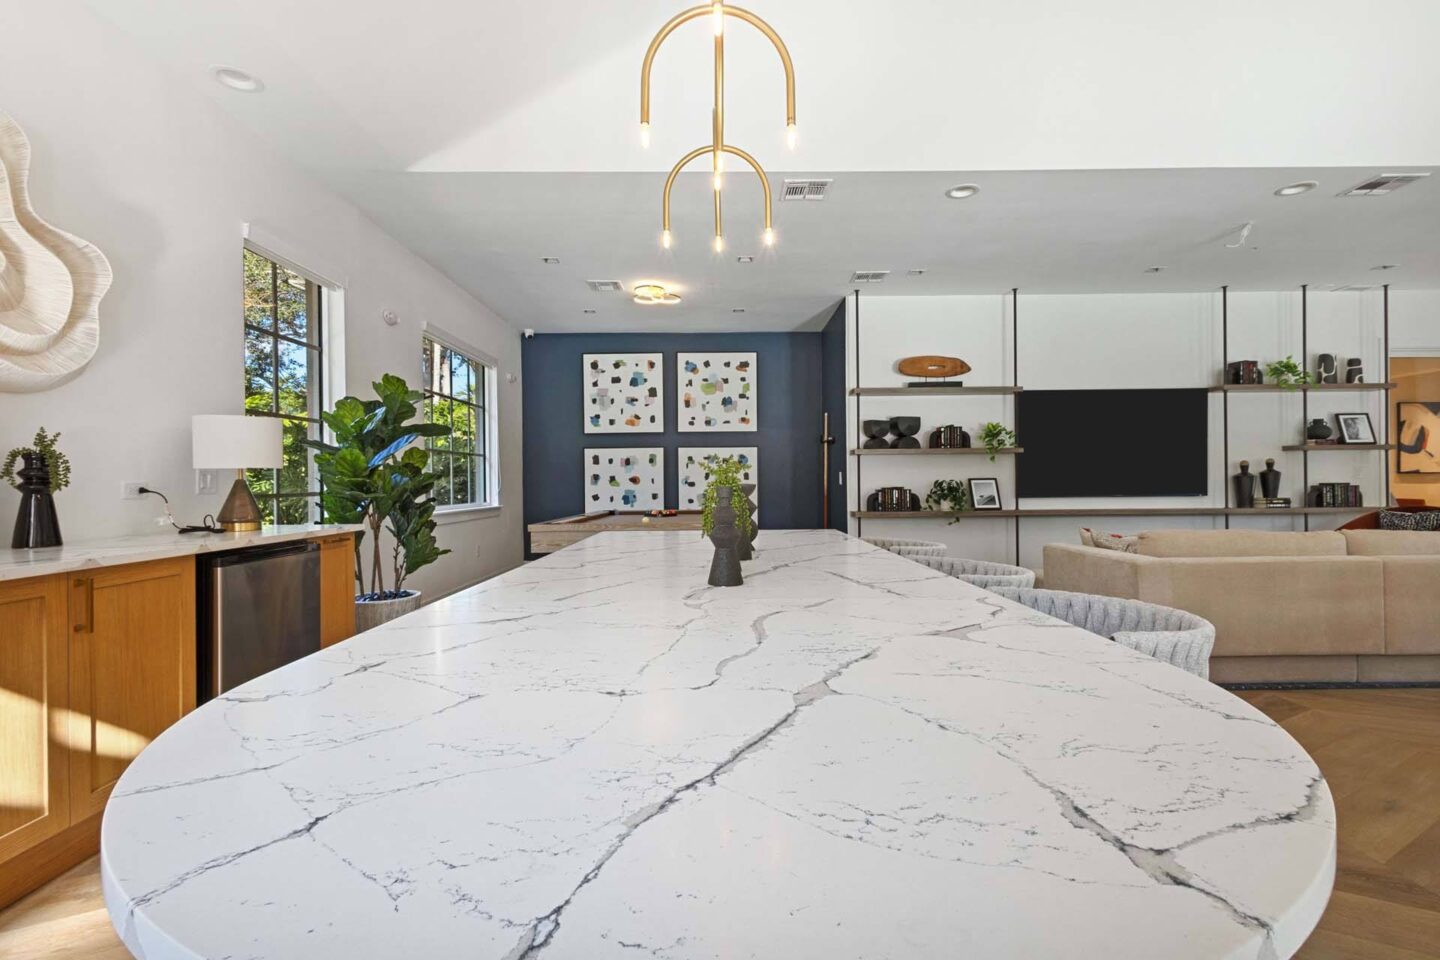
[641,0,795,251]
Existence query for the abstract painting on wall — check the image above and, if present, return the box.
[677,447,758,510]
[1397,401,1440,474]
[583,354,663,433]
[583,448,665,510]
[677,352,757,431]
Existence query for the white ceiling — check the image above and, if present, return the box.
[72,0,1440,332]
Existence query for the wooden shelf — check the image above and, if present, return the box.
[1279,443,1395,452]
[1211,382,1397,393]
[852,505,1369,520]
[849,386,1022,397]
[851,447,1024,456]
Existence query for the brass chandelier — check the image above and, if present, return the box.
[640,1,796,252]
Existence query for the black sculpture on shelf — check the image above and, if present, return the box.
[1306,418,1333,441]
[1233,460,1256,508]
[1345,358,1364,384]
[861,420,892,449]
[1317,354,1339,384]
[1259,458,1283,499]
[889,416,922,449]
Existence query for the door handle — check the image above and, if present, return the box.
[72,577,94,633]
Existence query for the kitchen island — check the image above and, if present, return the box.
[101,530,1334,959]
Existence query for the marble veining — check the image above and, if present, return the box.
[101,531,1334,960]
[0,524,362,580]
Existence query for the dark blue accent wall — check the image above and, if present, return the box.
[522,332,824,552]
[819,302,848,531]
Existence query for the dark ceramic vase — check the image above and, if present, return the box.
[738,483,758,560]
[707,486,744,586]
[1306,418,1333,441]
[1233,461,1255,508]
[1259,458,1282,499]
[11,452,63,549]
[1345,358,1364,384]
[1317,354,1338,384]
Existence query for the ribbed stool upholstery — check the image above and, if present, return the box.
[863,537,947,559]
[914,555,1036,590]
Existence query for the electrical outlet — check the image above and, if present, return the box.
[122,482,146,500]
[195,469,219,495]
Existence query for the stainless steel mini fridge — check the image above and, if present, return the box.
[198,540,321,701]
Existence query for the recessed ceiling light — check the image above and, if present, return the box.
[945,184,979,200]
[736,256,754,264]
[582,308,597,314]
[906,269,926,277]
[1371,264,1399,271]
[1144,266,1166,273]
[212,66,264,93]
[633,283,681,305]
[731,308,746,313]
[1274,180,1318,197]
[541,257,561,264]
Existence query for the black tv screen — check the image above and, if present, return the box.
[1016,389,1209,498]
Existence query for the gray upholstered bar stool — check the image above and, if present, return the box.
[991,587,1216,679]
[863,537,947,558]
[914,555,1035,590]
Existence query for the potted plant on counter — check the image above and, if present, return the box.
[303,374,451,630]
[700,455,753,586]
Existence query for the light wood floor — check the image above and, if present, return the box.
[1,687,1436,959]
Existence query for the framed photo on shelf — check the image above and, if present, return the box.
[968,477,1003,510]
[1335,412,1377,445]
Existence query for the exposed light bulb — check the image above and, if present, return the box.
[713,172,723,192]
[640,122,650,149]
[763,227,775,247]
[712,1,724,35]
[713,235,725,253]
[786,123,797,150]
[661,230,672,249]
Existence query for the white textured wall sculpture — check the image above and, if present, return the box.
[0,111,112,392]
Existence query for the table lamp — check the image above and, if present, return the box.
[192,415,284,532]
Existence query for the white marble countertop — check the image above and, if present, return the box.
[0,524,363,581]
[101,530,1334,960]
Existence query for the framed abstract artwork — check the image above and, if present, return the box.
[583,448,665,510]
[1397,401,1440,474]
[677,447,758,510]
[583,354,663,433]
[677,352,756,431]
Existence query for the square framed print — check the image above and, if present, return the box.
[583,448,665,511]
[968,477,1003,511]
[677,352,756,431]
[1398,401,1440,473]
[1335,412,1377,445]
[584,354,663,433]
[677,447,758,510]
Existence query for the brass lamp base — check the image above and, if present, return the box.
[217,472,264,532]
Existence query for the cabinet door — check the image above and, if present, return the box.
[0,575,70,865]
[319,534,357,648]
[68,557,195,821]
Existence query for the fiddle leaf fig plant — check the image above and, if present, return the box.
[301,374,452,600]
[979,422,1018,461]
[925,478,969,523]
[1264,356,1313,390]
[699,455,753,538]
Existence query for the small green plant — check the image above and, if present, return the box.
[979,422,1018,461]
[925,479,969,523]
[699,455,753,538]
[2,428,71,492]
[1264,356,1313,390]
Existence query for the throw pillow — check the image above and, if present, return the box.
[1089,529,1140,553]
[1078,527,1096,546]
[1380,510,1440,531]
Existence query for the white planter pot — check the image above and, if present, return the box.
[354,590,423,633]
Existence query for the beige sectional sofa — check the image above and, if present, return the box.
[1043,529,1440,683]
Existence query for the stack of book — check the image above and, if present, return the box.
[1225,361,1264,384]
[928,425,972,449]
[1252,497,1293,509]
[1308,483,1364,508]
[868,486,919,512]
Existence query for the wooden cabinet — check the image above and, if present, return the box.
[319,533,357,648]
[0,575,70,866]
[66,557,195,822]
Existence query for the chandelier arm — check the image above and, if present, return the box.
[723,5,797,127]
[640,4,711,125]
[662,145,713,232]
[713,28,724,181]
[721,144,773,230]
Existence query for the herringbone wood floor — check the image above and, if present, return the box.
[1,688,1436,959]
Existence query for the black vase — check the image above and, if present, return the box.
[1345,358,1364,384]
[1233,461,1255,508]
[11,452,63,549]
[1259,458,1282,499]
[1317,354,1339,384]
[707,486,744,587]
[1306,418,1333,441]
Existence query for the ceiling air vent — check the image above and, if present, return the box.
[585,280,624,293]
[783,178,833,201]
[1337,172,1430,197]
[1329,284,1377,292]
[850,270,889,283]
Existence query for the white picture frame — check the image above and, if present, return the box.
[583,354,663,433]
[583,448,666,511]
[676,352,757,432]
[677,447,758,511]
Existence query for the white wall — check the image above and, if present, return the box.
[850,289,1417,569]
[0,0,523,598]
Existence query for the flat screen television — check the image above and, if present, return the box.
[1016,388,1209,498]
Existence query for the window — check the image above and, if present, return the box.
[422,335,496,507]
[243,247,324,524]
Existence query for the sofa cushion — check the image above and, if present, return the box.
[1342,529,1440,556]
[1135,530,1347,558]
[1380,557,1440,655]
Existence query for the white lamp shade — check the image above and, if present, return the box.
[192,415,284,470]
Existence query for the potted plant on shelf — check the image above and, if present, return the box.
[2,427,71,548]
[924,478,969,523]
[303,374,451,630]
[700,455,753,586]
[978,422,1018,461]
[1264,356,1313,390]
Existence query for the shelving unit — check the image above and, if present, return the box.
[852,506,1368,520]
[1211,382,1395,393]
[851,447,1023,456]
[849,386,1022,397]
[1279,443,1394,453]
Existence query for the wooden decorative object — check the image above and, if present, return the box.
[0,112,112,392]
[897,355,971,380]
